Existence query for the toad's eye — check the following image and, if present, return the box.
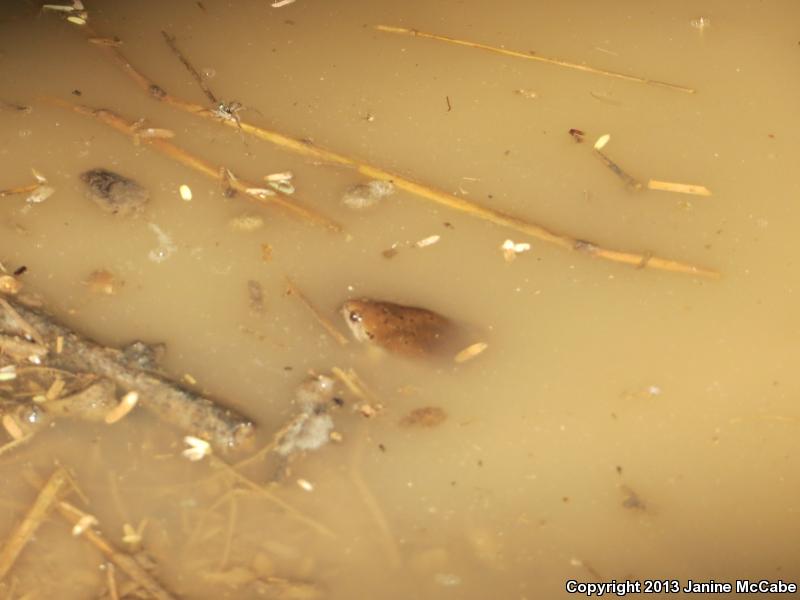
[349,311,362,323]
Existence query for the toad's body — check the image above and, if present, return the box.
[340,299,452,358]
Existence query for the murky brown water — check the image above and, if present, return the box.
[1,0,800,598]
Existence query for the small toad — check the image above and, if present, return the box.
[340,298,453,358]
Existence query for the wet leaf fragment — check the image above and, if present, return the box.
[400,406,447,428]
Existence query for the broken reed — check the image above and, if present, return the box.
[0,467,69,582]
[374,25,696,94]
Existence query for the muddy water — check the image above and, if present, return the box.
[1,0,799,598]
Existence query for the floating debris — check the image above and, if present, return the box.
[0,365,17,382]
[1,414,24,440]
[122,521,146,548]
[434,573,462,587]
[0,100,31,113]
[400,406,447,428]
[147,223,177,263]
[297,478,314,492]
[589,91,622,105]
[415,234,441,248]
[87,36,122,47]
[271,0,297,7]
[620,484,647,511]
[265,171,294,195]
[75,44,712,276]
[182,435,211,461]
[42,0,88,25]
[83,269,122,295]
[104,391,139,424]
[131,121,175,145]
[0,468,69,582]
[514,89,538,99]
[80,168,150,216]
[501,239,531,262]
[568,128,585,143]
[179,184,192,201]
[228,213,264,232]
[376,24,695,94]
[71,514,99,537]
[162,30,219,105]
[342,180,395,210]
[26,184,55,204]
[400,406,447,427]
[45,377,66,401]
[247,280,265,314]
[260,243,273,262]
[594,134,611,151]
[0,276,22,295]
[454,341,488,363]
[592,134,643,191]
[276,375,338,457]
[690,16,711,32]
[11,168,56,205]
[286,278,349,346]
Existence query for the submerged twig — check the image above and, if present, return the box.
[331,367,379,405]
[76,25,716,277]
[592,136,713,197]
[285,278,349,346]
[45,98,341,232]
[0,467,69,582]
[0,435,33,459]
[593,147,643,191]
[375,25,696,94]
[161,30,218,105]
[208,455,336,538]
[349,421,401,569]
[56,501,177,600]
[0,294,255,455]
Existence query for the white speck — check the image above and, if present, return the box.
[435,573,462,587]
[182,436,211,461]
[415,235,441,248]
[297,478,314,492]
[501,239,532,262]
[594,134,611,150]
[690,16,711,31]
[71,514,98,537]
[179,184,192,201]
[271,0,296,6]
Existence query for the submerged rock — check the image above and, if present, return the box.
[79,168,150,216]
